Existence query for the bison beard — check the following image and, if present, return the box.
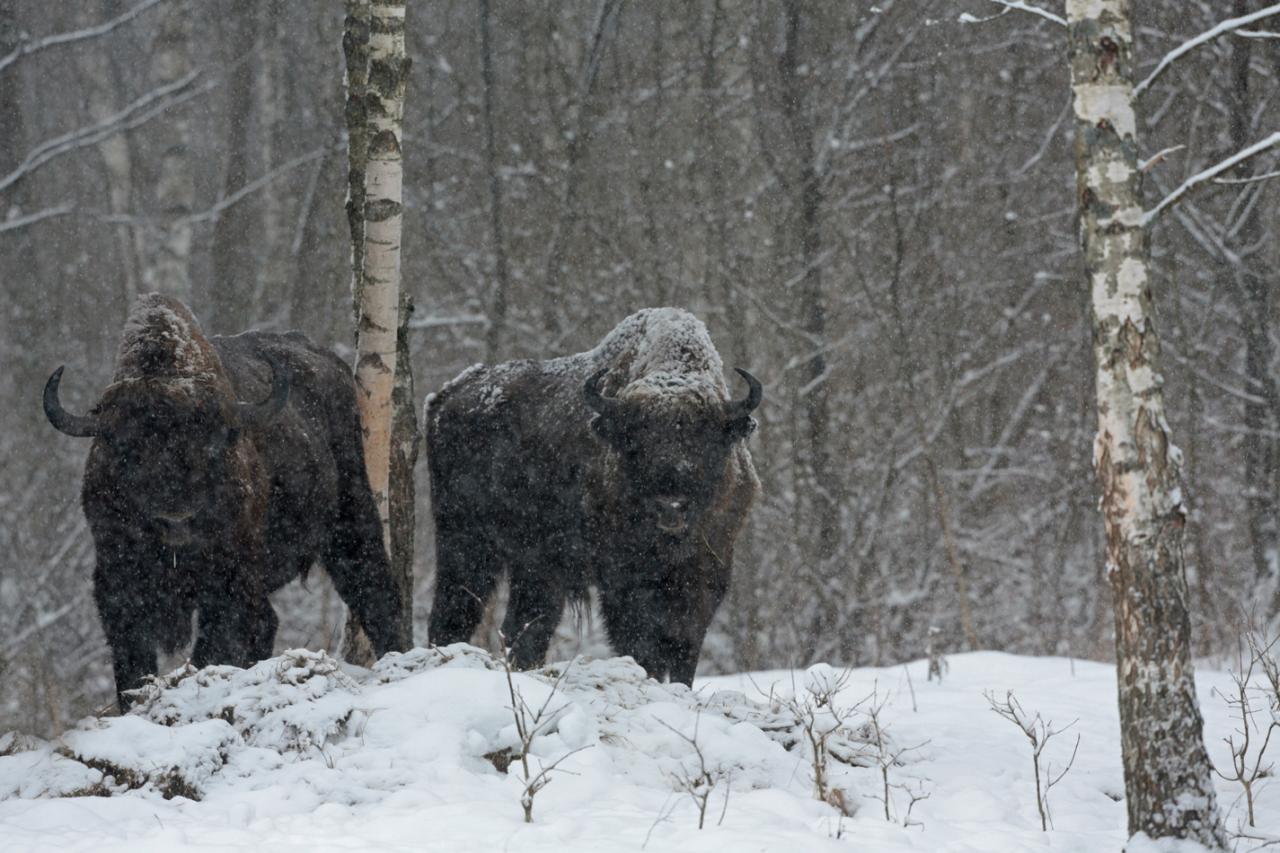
[44,294,410,709]
[426,308,761,684]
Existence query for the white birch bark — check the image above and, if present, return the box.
[346,0,412,660]
[1066,1,1225,846]
[353,0,405,550]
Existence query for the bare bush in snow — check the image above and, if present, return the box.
[984,689,1079,831]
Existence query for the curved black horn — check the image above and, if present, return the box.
[43,366,99,438]
[583,368,623,417]
[727,368,763,419]
[235,353,290,429]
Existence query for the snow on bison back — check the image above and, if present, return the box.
[426,307,762,683]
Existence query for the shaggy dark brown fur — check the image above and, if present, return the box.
[426,308,761,684]
[45,294,409,709]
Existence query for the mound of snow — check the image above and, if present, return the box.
[1,650,1271,852]
[0,646,877,812]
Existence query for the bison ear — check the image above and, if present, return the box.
[724,413,757,442]
[590,412,627,446]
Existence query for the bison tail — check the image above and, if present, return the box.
[565,582,592,633]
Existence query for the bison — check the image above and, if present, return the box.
[426,307,761,684]
[44,294,409,708]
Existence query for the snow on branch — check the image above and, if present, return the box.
[0,0,170,75]
[0,202,73,234]
[958,1,1066,28]
[1135,3,1280,96]
[1143,131,1280,226]
[1214,168,1280,186]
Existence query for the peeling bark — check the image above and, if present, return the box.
[1067,1,1225,846]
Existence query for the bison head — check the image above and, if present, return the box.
[44,358,289,547]
[585,367,761,537]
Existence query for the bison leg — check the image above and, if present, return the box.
[666,637,703,687]
[192,594,277,670]
[324,483,411,656]
[427,531,501,648]
[502,566,565,670]
[94,577,158,711]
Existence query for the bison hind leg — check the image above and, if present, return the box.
[428,530,502,649]
[501,565,566,670]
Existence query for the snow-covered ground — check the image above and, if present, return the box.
[0,647,1272,852]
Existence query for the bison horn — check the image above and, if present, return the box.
[235,353,290,429]
[43,366,100,437]
[727,368,763,420]
[583,368,624,418]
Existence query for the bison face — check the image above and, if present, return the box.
[92,392,242,547]
[585,368,761,538]
[44,358,290,546]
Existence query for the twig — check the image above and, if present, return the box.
[496,633,585,823]
[657,713,725,830]
[985,690,1079,831]
[1214,169,1280,186]
[1140,145,1186,172]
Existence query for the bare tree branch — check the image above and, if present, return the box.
[959,1,1066,28]
[1144,131,1280,226]
[1214,168,1280,186]
[0,69,203,194]
[0,202,73,233]
[0,0,172,75]
[1135,3,1280,96]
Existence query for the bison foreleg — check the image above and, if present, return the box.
[94,577,158,711]
[192,595,266,669]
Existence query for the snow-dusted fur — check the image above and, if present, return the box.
[426,308,760,683]
[55,294,409,709]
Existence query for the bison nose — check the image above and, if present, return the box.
[154,511,195,546]
[653,496,688,534]
[155,510,194,524]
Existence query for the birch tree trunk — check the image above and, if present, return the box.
[345,0,413,662]
[1066,1,1225,845]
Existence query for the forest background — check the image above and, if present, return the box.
[1,0,1276,737]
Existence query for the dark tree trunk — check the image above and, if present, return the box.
[479,0,510,361]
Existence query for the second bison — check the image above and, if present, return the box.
[426,307,761,683]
